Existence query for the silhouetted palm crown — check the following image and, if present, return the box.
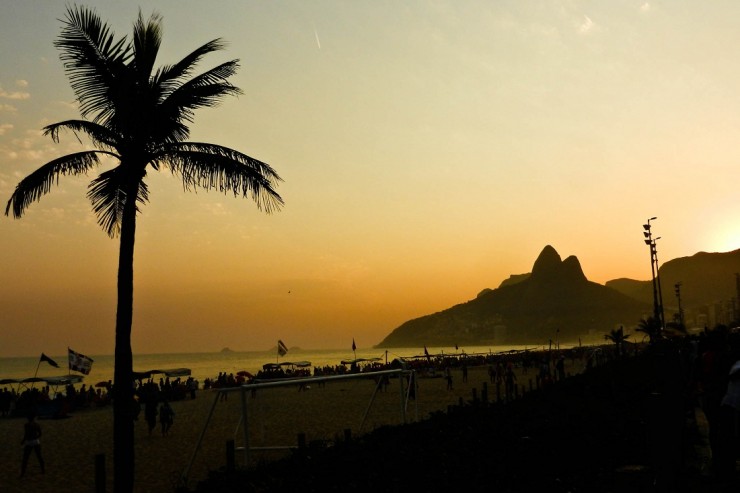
[6,7,283,230]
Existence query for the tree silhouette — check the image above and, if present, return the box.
[5,7,282,492]
[636,316,662,344]
[604,326,630,358]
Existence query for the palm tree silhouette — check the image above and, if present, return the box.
[636,316,662,344]
[604,326,630,358]
[5,7,282,492]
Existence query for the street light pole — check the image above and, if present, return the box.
[674,282,684,328]
[654,237,666,331]
[643,217,661,335]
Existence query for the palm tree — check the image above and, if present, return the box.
[636,316,662,344]
[604,326,630,358]
[5,7,282,492]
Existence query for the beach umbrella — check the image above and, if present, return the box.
[95,381,109,388]
[159,368,191,377]
[236,371,253,378]
[21,377,46,383]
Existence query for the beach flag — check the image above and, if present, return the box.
[40,353,59,368]
[277,340,288,357]
[68,347,94,375]
[352,338,356,351]
[424,346,429,357]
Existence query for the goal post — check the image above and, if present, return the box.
[180,368,416,488]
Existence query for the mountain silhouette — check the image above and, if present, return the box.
[606,248,740,324]
[376,246,650,348]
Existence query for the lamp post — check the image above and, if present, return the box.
[643,217,665,335]
[674,282,684,329]
[654,237,666,331]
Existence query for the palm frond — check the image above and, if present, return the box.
[5,152,101,218]
[153,39,226,96]
[159,61,242,125]
[132,10,163,86]
[159,143,283,213]
[43,120,121,151]
[55,6,131,121]
[87,167,150,237]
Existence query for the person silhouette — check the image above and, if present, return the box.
[20,413,45,477]
[159,401,174,436]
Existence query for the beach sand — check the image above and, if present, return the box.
[0,362,575,492]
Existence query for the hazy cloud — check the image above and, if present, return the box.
[15,80,28,88]
[641,3,651,12]
[57,100,78,110]
[42,207,67,220]
[204,202,229,216]
[0,123,13,135]
[0,85,30,100]
[0,103,17,113]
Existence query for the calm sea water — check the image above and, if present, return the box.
[0,345,544,386]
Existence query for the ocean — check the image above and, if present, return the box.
[0,345,544,386]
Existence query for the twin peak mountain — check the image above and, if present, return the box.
[377,245,649,347]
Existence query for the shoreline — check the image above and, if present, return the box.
[0,360,581,492]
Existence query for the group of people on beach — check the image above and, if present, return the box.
[135,375,198,402]
[0,381,112,420]
[135,379,177,436]
[142,398,175,436]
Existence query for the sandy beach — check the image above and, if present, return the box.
[0,363,564,493]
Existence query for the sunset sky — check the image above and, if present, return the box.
[1,1,739,357]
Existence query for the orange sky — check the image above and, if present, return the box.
[1,2,739,357]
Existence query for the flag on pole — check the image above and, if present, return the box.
[352,338,356,351]
[277,340,288,357]
[40,353,59,368]
[68,348,94,375]
[424,346,429,357]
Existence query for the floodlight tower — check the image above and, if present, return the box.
[643,217,664,333]
[654,237,666,331]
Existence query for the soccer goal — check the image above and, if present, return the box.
[180,368,417,487]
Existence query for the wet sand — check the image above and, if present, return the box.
[0,363,574,492]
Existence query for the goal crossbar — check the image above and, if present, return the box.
[180,368,416,488]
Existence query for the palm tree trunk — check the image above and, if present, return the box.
[113,184,138,493]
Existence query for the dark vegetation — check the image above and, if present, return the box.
[192,345,728,492]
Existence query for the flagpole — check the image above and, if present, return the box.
[31,359,41,390]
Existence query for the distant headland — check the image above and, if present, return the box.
[377,245,740,348]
